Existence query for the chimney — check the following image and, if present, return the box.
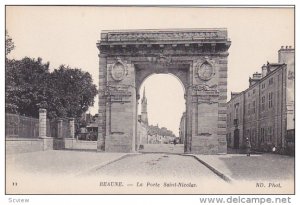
[249,72,262,87]
[261,64,267,77]
[253,72,262,80]
[278,46,294,64]
[231,92,240,100]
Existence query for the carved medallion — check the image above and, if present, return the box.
[196,61,214,81]
[111,59,128,81]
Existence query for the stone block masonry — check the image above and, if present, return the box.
[39,108,47,138]
[97,29,231,154]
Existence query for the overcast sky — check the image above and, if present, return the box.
[6,6,294,135]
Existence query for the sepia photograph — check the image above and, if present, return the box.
[4,5,295,196]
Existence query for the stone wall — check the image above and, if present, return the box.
[278,46,294,130]
[6,111,76,153]
[6,138,53,154]
[54,139,96,150]
[189,55,228,154]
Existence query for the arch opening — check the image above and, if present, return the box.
[136,73,186,154]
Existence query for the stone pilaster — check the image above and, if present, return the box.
[69,118,75,139]
[39,108,47,138]
[185,85,193,153]
[57,119,63,139]
[97,54,107,151]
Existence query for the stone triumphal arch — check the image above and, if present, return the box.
[96,29,231,154]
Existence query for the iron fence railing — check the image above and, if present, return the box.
[5,113,70,139]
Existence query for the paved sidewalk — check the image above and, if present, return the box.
[191,153,294,181]
[6,150,130,177]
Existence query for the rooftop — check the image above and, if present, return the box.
[228,63,285,103]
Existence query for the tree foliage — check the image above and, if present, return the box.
[46,65,97,119]
[147,125,176,138]
[5,57,49,116]
[5,57,97,119]
[5,30,15,56]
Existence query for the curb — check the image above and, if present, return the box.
[95,153,140,171]
[75,153,140,176]
[139,152,183,155]
[182,154,233,183]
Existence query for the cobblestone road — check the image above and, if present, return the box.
[91,153,224,182]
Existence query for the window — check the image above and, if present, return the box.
[253,129,257,144]
[234,103,239,119]
[248,92,250,97]
[261,83,265,89]
[265,127,272,142]
[248,103,251,114]
[268,92,273,108]
[261,128,265,143]
[260,128,262,143]
[251,129,256,145]
[235,106,239,119]
[253,101,256,113]
[268,126,273,142]
[261,96,265,110]
[269,77,273,85]
[227,133,231,145]
[253,89,256,94]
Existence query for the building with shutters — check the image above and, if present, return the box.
[226,46,294,154]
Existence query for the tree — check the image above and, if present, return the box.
[5,57,98,119]
[47,65,97,119]
[5,57,50,116]
[147,124,176,137]
[5,30,15,56]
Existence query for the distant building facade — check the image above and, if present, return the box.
[137,119,148,145]
[179,112,186,144]
[227,46,294,154]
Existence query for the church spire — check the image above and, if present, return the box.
[142,86,147,104]
[141,86,148,125]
